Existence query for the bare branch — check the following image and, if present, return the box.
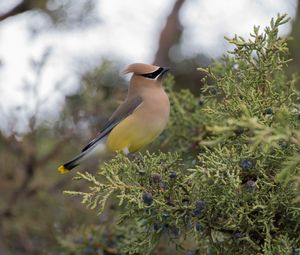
[153,0,186,66]
[0,0,31,22]
[2,154,36,217]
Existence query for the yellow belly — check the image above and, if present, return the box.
[106,115,163,153]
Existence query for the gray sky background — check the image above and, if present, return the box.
[0,0,297,133]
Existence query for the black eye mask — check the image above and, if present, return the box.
[140,67,164,79]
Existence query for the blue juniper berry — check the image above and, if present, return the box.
[142,192,153,206]
[240,159,253,170]
[195,223,202,232]
[233,231,243,239]
[152,173,161,183]
[169,226,180,237]
[264,108,273,115]
[246,180,256,189]
[195,200,205,210]
[169,171,177,179]
[186,251,195,255]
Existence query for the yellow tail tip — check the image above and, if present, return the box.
[58,165,69,174]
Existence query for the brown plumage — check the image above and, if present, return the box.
[58,63,170,173]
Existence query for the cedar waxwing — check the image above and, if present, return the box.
[58,63,170,173]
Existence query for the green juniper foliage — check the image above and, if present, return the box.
[63,14,300,255]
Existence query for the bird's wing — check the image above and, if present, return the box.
[81,96,143,152]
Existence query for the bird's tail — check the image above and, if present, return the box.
[57,141,106,174]
[58,153,84,174]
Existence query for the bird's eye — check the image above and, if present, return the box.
[140,67,163,79]
[143,73,156,79]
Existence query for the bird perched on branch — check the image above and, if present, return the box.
[58,63,170,173]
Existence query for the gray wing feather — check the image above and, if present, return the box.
[81,96,143,152]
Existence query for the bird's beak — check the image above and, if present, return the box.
[158,67,170,79]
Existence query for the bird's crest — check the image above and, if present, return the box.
[122,63,158,75]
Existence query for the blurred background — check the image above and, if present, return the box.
[0,0,299,254]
